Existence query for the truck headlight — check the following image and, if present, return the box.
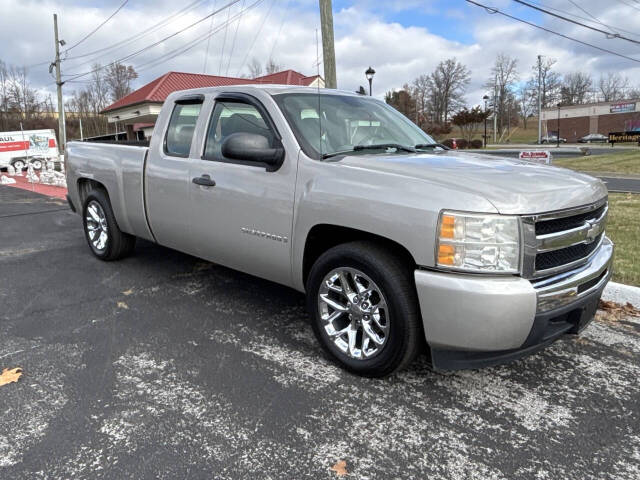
[436,211,521,273]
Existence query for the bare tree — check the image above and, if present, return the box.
[7,66,41,121]
[65,63,113,139]
[528,58,561,109]
[560,72,592,105]
[264,58,282,75]
[105,62,138,102]
[426,58,470,124]
[410,74,429,126]
[598,72,630,102]
[517,84,533,129]
[486,53,519,134]
[247,57,263,78]
[0,60,9,130]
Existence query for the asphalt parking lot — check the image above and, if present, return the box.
[1,186,639,480]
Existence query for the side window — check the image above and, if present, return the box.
[203,101,275,162]
[164,101,202,157]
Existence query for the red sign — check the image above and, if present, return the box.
[0,141,30,152]
[49,138,56,148]
[519,150,552,164]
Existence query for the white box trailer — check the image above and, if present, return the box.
[0,129,59,171]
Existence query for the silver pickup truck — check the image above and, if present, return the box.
[66,85,613,376]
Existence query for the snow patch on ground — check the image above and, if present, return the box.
[210,329,341,390]
[0,339,84,468]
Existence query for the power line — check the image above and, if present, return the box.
[63,0,209,68]
[218,3,233,74]
[525,0,640,39]
[28,0,208,71]
[613,0,640,12]
[268,0,291,63]
[236,0,275,76]
[466,1,640,64]
[134,0,263,75]
[513,0,640,45]
[225,0,246,76]
[63,0,242,82]
[64,0,130,52]
[566,0,612,31]
[203,0,217,73]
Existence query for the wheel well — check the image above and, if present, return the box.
[302,224,417,285]
[77,178,109,207]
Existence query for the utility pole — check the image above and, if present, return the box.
[52,14,66,151]
[537,55,542,144]
[319,0,337,89]
[493,76,498,143]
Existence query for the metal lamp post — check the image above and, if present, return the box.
[556,103,562,148]
[365,66,376,96]
[483,95,489,148]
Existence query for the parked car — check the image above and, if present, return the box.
[578,133,608,143]
[540,135,567,144]
[0,128,59,171]
[66,85,613,376]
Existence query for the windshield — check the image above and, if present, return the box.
[273,93,437,159]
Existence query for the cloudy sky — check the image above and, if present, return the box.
[2,0,640,106]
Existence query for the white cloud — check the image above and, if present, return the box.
[0,0,638,108]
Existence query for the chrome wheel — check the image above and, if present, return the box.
[31,159,43,170]
[85,201,109,252]
[318,267,389,360]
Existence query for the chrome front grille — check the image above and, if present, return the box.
[522,198,608,279]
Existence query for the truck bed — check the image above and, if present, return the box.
[66,141,154,242]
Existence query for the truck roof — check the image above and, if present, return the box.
[166,84,363,99]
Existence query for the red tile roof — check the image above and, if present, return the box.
[102,70,321,113]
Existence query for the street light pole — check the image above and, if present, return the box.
[537,55,542,144]
[483,95,489,148]
[365,66,375,96]
[556,103,561,148]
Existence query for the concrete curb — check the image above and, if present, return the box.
[602,281,640,309]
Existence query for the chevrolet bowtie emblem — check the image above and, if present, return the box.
[585,220,598,243]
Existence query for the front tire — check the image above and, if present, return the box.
[306,241,421,377]
[82,189,136,261]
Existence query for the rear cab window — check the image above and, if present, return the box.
[164,97,203,157]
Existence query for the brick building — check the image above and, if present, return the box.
[541,99,640,142]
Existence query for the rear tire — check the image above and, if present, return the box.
[306,241,421,377]
[12,159,26,171]
[82,189,136,261]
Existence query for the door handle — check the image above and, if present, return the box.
[192,174,216,187]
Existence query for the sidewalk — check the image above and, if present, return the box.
[4,174,67,200]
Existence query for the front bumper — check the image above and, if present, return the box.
[415,237,614,371]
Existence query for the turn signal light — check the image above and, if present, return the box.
[437,244,455,265]
[440,215,455,238]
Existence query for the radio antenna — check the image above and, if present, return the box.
[315,28,323,158]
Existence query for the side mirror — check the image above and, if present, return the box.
[221,132,284,168]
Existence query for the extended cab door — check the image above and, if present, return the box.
[145,95,204,255]
[188,93,296,286]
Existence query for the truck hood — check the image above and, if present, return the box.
[335,151,607,214]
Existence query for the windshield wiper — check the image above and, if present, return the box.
[415,143,449,150]
[322,143,416,160]
[353,143,417,153]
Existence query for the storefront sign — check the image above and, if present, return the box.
[519,150,552,164]
[609,131,640,144]
[610,102,636,114]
